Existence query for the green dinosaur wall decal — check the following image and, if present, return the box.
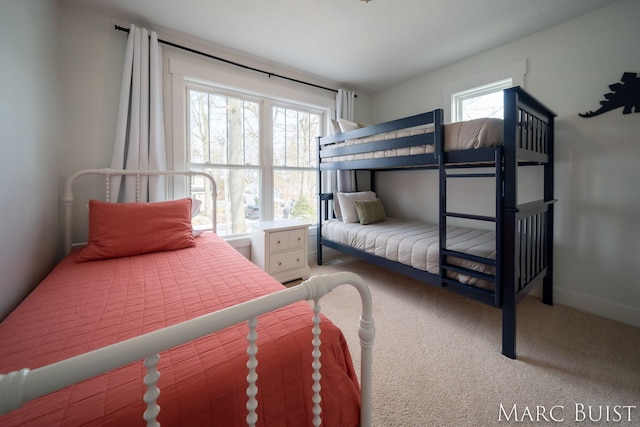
[579,72,640,118]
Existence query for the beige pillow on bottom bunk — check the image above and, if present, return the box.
[336,191,377,223]
[333,192,343,220]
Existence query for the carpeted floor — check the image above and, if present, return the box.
[291,255,640,427]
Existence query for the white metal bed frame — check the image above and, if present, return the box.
[1,169,375,427]
[63,168,220,254]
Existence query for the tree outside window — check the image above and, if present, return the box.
[187,86,320,236]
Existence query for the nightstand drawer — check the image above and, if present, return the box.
[269,230,291,251]
[269,249,306,274]
[268,228,305,252]
[287,228,306,249]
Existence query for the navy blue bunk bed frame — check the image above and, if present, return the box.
[317,87,556,359]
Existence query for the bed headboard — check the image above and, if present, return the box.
[63,169,217,254]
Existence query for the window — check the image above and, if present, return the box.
[272,106,319,224]
[451,78,512,122]
[442,59,526,123]
[186,84,320,237]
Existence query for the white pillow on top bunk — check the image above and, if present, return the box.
[336,191,377,223]
[338,119,372,133]
[330,119,342,135]
[337,118,361,133]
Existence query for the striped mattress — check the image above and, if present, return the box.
[322,217,496,290]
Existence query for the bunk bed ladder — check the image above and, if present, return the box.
[438,147,503,308]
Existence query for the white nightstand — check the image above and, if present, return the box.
[250,220,311,283]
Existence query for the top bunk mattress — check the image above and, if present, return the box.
[321,217,496,290]
[321,117,503,164]
[0,232,360,426]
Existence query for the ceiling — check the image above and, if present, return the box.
[62,0,619,95]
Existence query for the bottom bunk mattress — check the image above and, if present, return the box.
[322,217,496,290]
[0,232,360,426]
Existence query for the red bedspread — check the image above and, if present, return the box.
[0,233,360,426]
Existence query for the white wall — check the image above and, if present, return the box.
[0,0,62,320]
[369,0,640,327]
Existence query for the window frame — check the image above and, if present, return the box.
[442,59,527,124]
[270,101,322,223]
[451,78,512,122]
[169,57,332,237]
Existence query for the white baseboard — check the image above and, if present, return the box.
[554,287,640,328]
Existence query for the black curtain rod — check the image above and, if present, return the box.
[114,25,341,95]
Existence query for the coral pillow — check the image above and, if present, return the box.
[77,198,195,262]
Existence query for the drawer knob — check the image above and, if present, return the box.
[277,240,281,244]
[296,258,300,262]
[278,262,282,266]
[297,237,301,241]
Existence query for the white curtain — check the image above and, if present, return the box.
[336,89,357,192]
[110,24,167,202]
[336,88,355,123]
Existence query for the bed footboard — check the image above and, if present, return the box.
[501,198,556,355]
[514,200,555,297]
[0,272,374,427]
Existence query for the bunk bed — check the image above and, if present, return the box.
[0,169,374,426]
[317,87,555,359]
